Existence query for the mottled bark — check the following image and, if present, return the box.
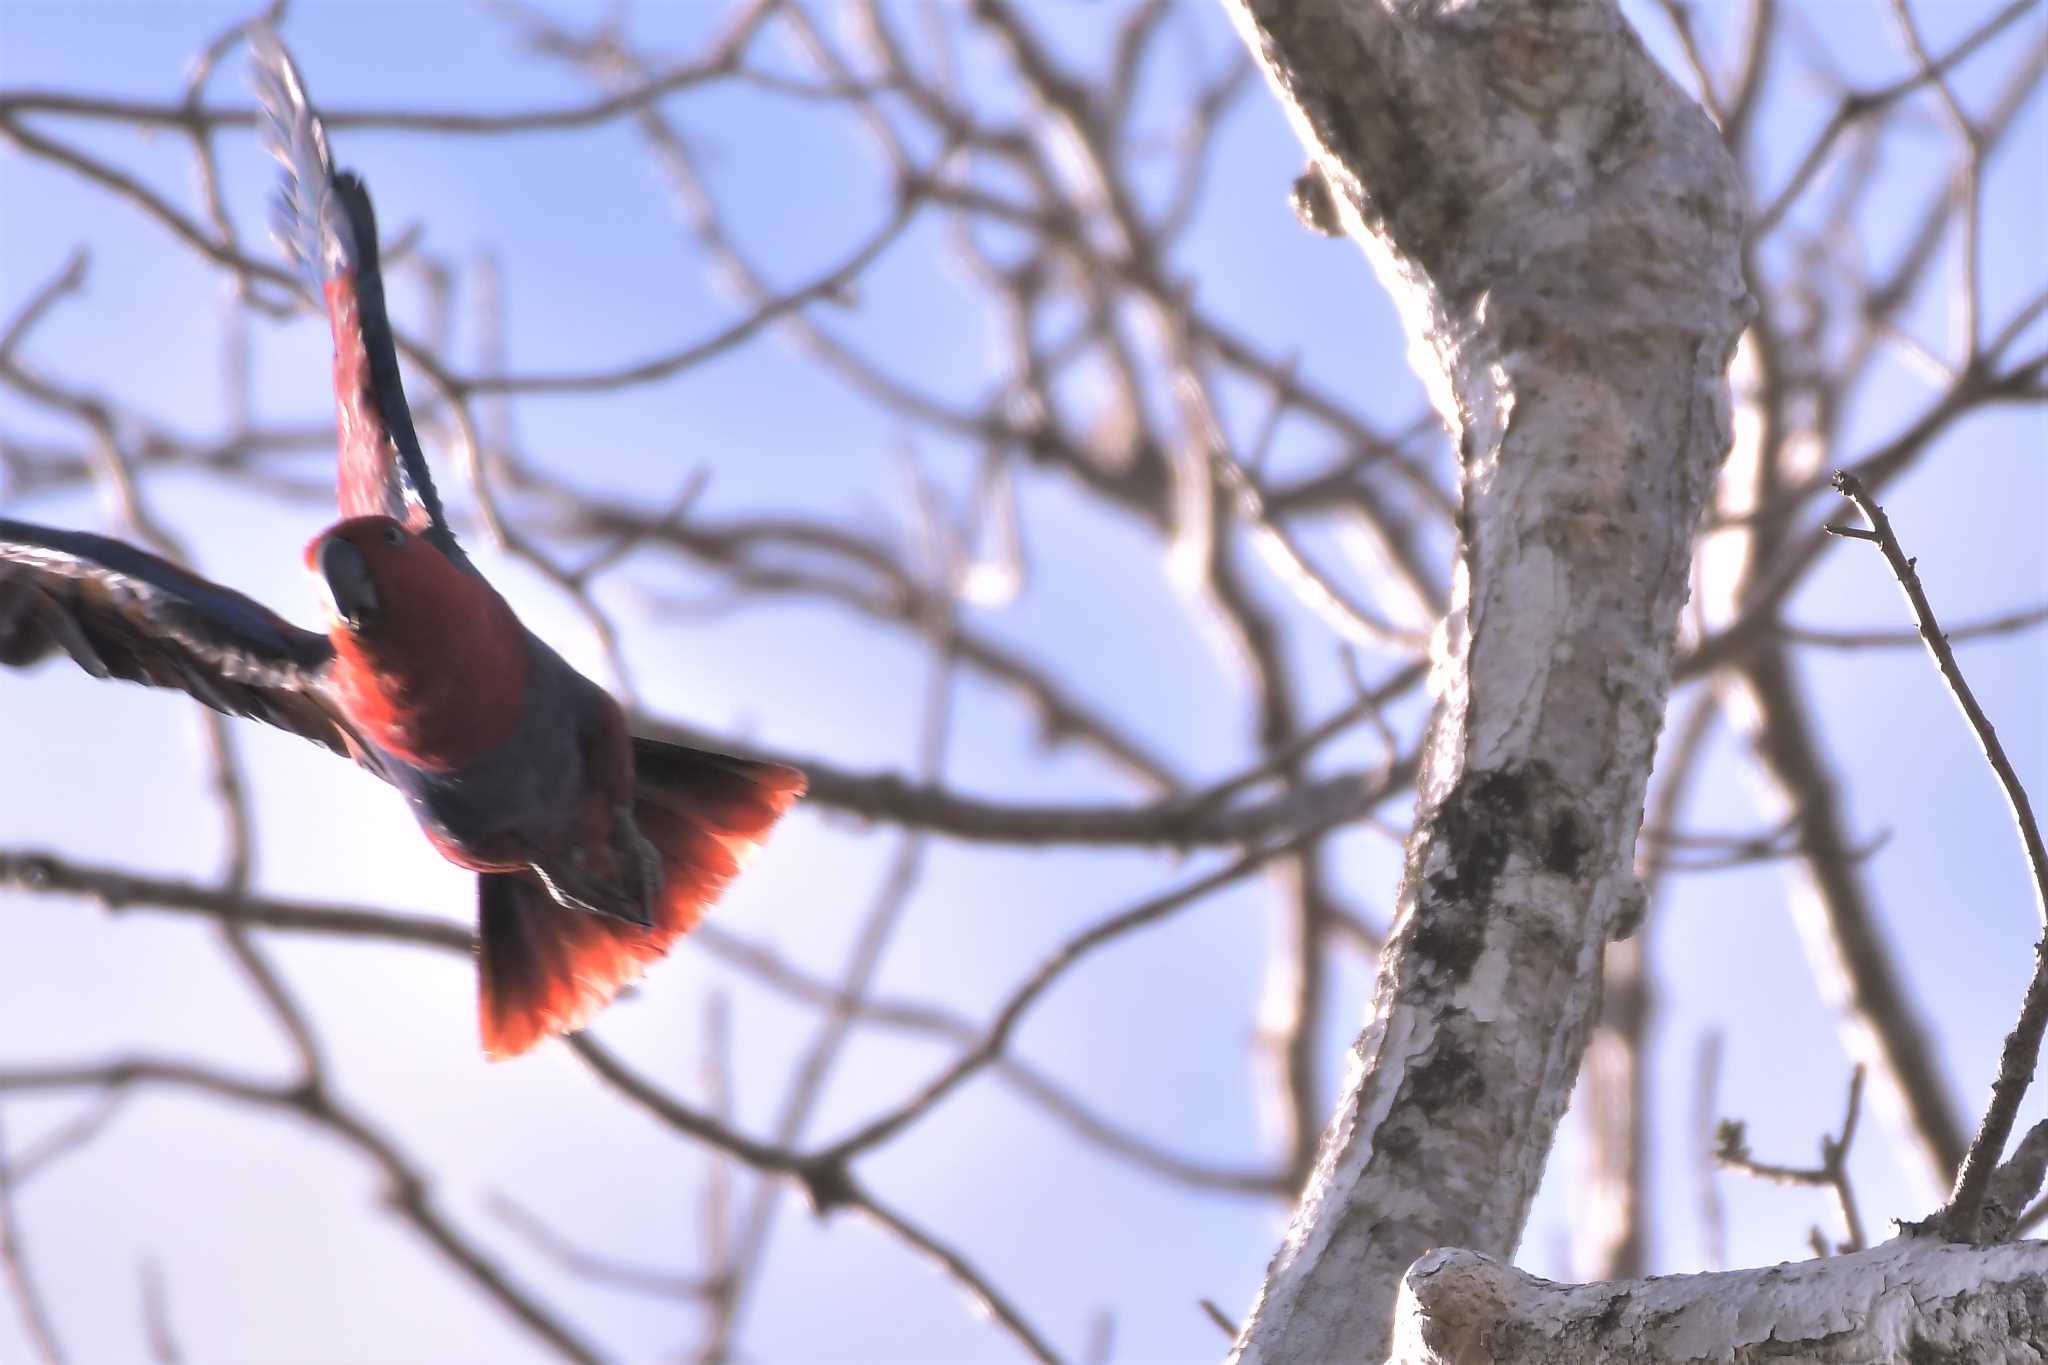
[1389,1238,2048,1364]
[1220,1,1746,1359]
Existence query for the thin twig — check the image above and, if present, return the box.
[137,1260,183,1365]
[0,1114,67,1365]
[0,848,1283,1196]
[1746,0,2034,239]
[1778,600,2048,650]
[816,819,1349,1165]
[1827,473,2048,1241]
[487,1195,719,1301]
[0,1060,604,1364]
[700,598,958,1359]
[850,1175,1066,1365]
[1693,1031,1728,1270]
[1713,1065,1869,1254]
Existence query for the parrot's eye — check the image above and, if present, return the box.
[380,523,406,549]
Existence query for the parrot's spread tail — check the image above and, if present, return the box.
[476,741,806,1060]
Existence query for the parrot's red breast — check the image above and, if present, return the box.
[308,518,530,772]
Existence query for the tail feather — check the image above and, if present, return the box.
[477,875,647,1061]
[630,739,807,848]
[476,742,805,1060]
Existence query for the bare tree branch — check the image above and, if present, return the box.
[1828,473,2048,1241]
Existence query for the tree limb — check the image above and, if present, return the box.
[1220,1,1747,1358]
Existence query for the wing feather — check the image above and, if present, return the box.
[249,25,454,552]
[0,519,368,765]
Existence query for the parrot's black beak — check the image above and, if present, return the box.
[314,534,381,631]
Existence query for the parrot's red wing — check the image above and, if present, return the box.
[476,743,805,1060]
[0,519,366,764]
[250,26,453,550]
[318,198,449,544]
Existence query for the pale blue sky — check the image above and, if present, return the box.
[0,2,2043,1362]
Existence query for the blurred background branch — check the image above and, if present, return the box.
[0,2,2041,1361]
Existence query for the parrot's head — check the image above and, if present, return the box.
[308,516,396,631]
[306,515,480,638]
[306,515,529,769]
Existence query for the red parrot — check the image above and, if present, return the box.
[0,29,803,1060]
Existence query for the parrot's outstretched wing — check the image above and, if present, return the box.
[476,741,805,1059]
[0,520,366,764]
[249,26,454,554]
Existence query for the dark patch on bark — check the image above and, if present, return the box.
[1409,912,1487,980]
[1543,808,1587,876]
[1430,185,1472,248]
[1901,1274,2048,1363]
[1407,762,1597,978]
[1906,1338,1960,1365]
[1376,1120,1420,1162]
[1591,94,1647,170]
[1588,1290,1630,1336]
[1424,766,1527,903]
[1406,1042,1483,1114]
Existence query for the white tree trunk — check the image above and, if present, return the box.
[1219,1,1747,1360]
[1389,1238,2048,1364]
